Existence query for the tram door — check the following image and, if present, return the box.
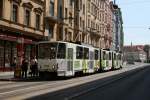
[89,51,94,69]
[67,48,73,71]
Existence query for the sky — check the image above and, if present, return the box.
[116,0,150,45]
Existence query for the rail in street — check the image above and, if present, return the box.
[0,63,149,100]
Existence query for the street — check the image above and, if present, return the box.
[28,64,150,100]
[0,63,149,100]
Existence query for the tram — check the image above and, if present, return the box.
[38,41,123,77]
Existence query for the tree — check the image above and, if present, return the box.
[143,45,150,63]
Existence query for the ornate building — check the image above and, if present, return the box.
[0,0,44,71]
[112,2,124,52]
[44,0,75,42]
[0,0,122,72]
[44,0,113,49]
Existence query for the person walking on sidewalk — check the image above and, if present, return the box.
[21,58,29,78]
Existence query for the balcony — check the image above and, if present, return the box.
[87,28,101,38]
[45,12,64,24]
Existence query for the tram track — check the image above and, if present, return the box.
[65,66,148,100]
[27,65,149,100]
[0,64,149,100]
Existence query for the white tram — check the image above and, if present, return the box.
[38,41,123,77]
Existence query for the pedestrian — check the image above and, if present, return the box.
[30,56,38,77]
[21,58,28,78]
[30,57,35,77]
[11,57,17,70]
[34,57,38,77]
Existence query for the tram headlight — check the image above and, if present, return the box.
[52,64,58,70]
[52,65,55,69]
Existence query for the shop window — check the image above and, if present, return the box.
[5,42,11,68]
[12,43,17,61]
[0,40,4,68]
[0,0,3,18]
[24,45,31,60]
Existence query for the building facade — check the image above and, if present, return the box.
[0,0,123,72]
[112,3,124,52]
[124,45,146,63]
[44,0,75,42]
[0,0,44,71]
[44,0,114,49]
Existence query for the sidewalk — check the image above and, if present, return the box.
[0,62,149,81]
[123,62,149,68]
[0,71,36,81]
[0,71,14,80]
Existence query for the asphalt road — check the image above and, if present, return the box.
[28,65,150,100]
[0,63,149,100]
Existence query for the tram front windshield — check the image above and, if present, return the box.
[38,43,66,59]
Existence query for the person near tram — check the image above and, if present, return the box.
[21,58,29,78]
[30,56,38,77]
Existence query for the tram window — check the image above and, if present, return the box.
[95,50,98,60]
[103,51,106,60]
[38,43,66,59]
[76,46,83,59]
[106,53,109,60]
[57,43,66,59]
[114,54,116,60]
[84,48,89,59]
[90,51,94,60]
[109,52,111,60]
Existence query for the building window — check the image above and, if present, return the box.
[25,9,30,26]
[80,17,82,27]
[58,27,63,40]
[69,14,72,26]
[36,14,40,30]
[12,4,18,22]
[0,0,3,18]
[58,5,62,19]
[83,4,85,15]
[0,40,4,68]
[65,8,68,19]
[70,0,73,6]
[48,26,53,38]
[50,0,54,16]
[87,0,90,13]
[80,0,82,10]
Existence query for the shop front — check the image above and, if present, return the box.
[0,33,37,72]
